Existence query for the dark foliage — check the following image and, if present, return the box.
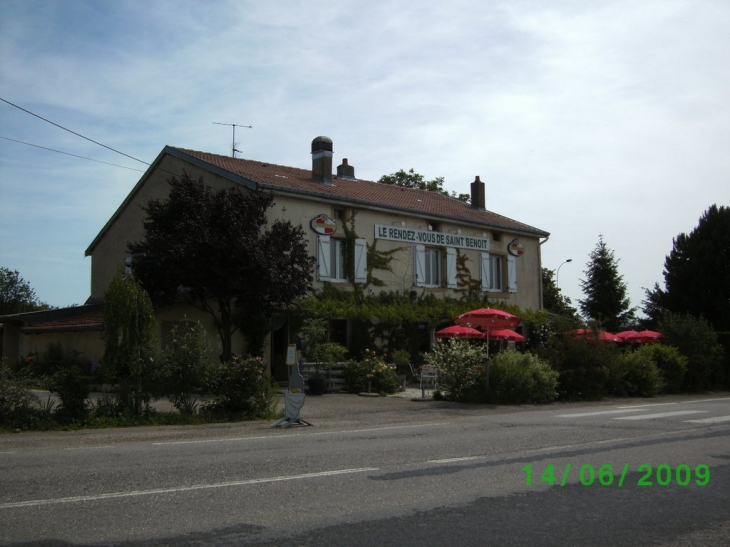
[128,172,315,360]
[0,266,49,315]
[579,236,636,331]
[643,205,730,333]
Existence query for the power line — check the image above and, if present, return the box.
[0,96,149,166]
[0,136,146,172]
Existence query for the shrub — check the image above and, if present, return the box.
[659,313,726,391]
[637,344,687,393]
[343,350,401,394]
[50,365,91,423]
[488,351,559,405]
[204,356,279,418]
[151,321,214,416]
[425,339,484,402]
[607,351,663,397]
[536,335,618,400]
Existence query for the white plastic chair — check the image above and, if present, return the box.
[419,365,438,390]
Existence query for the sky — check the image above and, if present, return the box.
[1,0,729,318]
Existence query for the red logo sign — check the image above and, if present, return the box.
[508,239,525,257]
[311,214,337,235]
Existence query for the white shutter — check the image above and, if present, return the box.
[414,245,426,287]
[508,255,517,293]
[446,247,457,289]
[354,238,368,283]
[317,235,331,281]
[480,252,490,291]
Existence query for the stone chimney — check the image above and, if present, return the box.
[337,158,355,180]
[311,136,333,183]
[470,176,486,210]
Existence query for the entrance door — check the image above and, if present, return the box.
[270,314,290,383]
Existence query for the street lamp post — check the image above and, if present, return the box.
[556,259,573,289]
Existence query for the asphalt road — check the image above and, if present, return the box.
[1,392,729,546]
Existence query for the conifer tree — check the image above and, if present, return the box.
[578,236,636,331]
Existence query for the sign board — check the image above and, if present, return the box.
[286,344,297,366]
[375,224,489,251]
[311,214,337,235]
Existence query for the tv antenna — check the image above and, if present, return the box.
[213,122,252,157]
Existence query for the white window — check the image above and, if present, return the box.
[446,247,457,289]
[330,239,347,281]
[480,252,504,291]
[507,255,517,293]
[415,245,441,287]
[318,236,367,283]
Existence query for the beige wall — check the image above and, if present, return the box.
[20,330,105,365]
[89,153,544,311]
[84,152,545,368]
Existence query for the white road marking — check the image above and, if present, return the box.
[152,422,450,446]
[683,415,730,424]
[0,467,379,510]
[615,410,708,420]
[617,402,677,409]
[555,409,646,418]
[681,397,730,404]
[428,456,482,464]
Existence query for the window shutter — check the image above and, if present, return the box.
[354,238,368,283]
[508,255,517,293]
[414,245,426,287]
[480,252,490,291]
[446,247,457,289]
[317,235,331,281]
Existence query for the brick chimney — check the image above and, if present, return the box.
[311,136,333,183]
[470,176,486,210]
[337,158,355,180]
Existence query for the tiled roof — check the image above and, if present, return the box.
[0,305,105,333]
[174,148,549,237]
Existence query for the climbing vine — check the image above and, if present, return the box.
[341,210,404,289]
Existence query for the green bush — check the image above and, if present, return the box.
[425,339,484,402]
[151,321,215,416]
[607,351,664,397]
[343,350,401,394]
[488,351,559,404]
[637,344,687,393]
[204,356,279,418]
[536,335,618,400]
[659,313,726,391]
[50,365,91,423]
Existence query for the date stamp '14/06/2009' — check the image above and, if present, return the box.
[522,463,710,487]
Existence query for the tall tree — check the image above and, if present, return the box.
[0,267,49,315]
[128,172,315,360]
[541,268,580,323]
[102,272,157,415]
[579,236,636,331]
[643,204,730,332]
[378,169,470,202]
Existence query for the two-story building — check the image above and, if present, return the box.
[2,136,549,378]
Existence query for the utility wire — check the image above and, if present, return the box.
[0,136,146,172]
[0,96,149,166]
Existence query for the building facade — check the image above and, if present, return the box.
[2,136,550,377]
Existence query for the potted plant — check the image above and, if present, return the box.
[299,318,347,395]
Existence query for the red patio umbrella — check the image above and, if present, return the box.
[435,325,484,339]
[486,329,526,342]
[615,330,640,342]
[454,308,520,330]
[570,329,620,342]
[624,330,664,344]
